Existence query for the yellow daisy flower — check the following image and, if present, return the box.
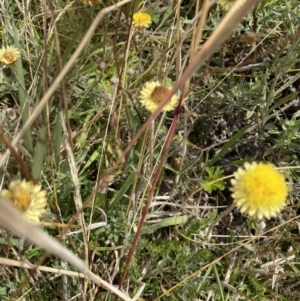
[231,162,288,220]
[132,12,152,29]
[139,81,179,113]
[0,45,20,65]
[0,180,47,222]
[217,0,246,11]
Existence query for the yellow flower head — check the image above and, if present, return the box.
[81,0,101,6]
[139,81,179,112]
[217,0,246,11]
[0,46,20,65]
[132,12,152,29]
[231,162,288,220]
[0,180,47,222]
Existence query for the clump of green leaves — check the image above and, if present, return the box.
[201,167,226,193]
[267,116,300,152]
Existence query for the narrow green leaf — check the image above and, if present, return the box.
[208,123,252,166]
[199,209,218,229]
[197,265,214,292]
[53,114,62,169]
[268,92,298,113]
[79,145,102,175]
[110,171,135,207]
[32,124,47,181]
[13,24,33,153]
[156,215,189,227]
[274,72,300,97]
[141,215,189,235]
[213,263,225,301]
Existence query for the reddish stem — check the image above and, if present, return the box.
[114,96,183,300]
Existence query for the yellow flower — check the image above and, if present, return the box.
[0,46,20,65]
[139,81,179,112]
[81,0,101,6]
[0,180,47,222]
[132,12,152,29]
[217,0,246,11]
[231,162,288,220]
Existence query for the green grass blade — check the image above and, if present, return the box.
[31,123,47,181]
[268,92,298,113]
[110,171,136,207]
[13,24,33,153]
[208,123,253,167]
[53,113,63,169]
[197,264,214,292]
[140,215,189,235]
[213,263,225,301]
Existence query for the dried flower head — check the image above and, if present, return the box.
[217,0,246,11]
[0,46,20,65]
[0,180,47,222]
[132,12,152,29]
[231,162,288,220]
[139,81,178,112]
[81,0,101,6]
